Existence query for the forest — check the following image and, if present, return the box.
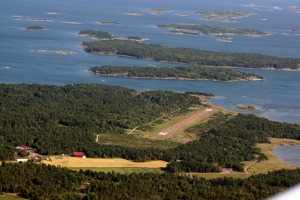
[157,24,267,36]
[82,40,300,69]
[1,84,300,173]
[0,84,200,160]
[89,65,263,82]
[1,162,300,199]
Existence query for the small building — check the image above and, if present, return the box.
[73,152,86,158]
[17,159,29,162]
[16,145,32,150]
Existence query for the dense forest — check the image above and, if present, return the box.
[1,162,300,199]
[89,65,263,81]
[0,84,200,159]
[82,40,300,69]
[78,30,116,40]
[158,24,267,36]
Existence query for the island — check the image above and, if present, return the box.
[291,28,300,33]
[125,12,143,16]
[62,21,82,25]
[176,13,188,17]
[235,104,257,110]
[28,18,53,22]
[25,25,45,30]
[157,24,269,37]
[145,8,172,15]
[96,21,120,25]
[78,30,116,40]
[81,40,300,70]
[194,10,255,22]
[89,66,263,82]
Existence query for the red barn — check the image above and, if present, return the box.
[73,152,86,158]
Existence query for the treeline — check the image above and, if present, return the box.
[82,40,300,69]
[1,162,300,199]
[158,24,267,36]
[78,30,116,40]
[0,84,200,159]
[0,162,87,199]
[89,65,263,82]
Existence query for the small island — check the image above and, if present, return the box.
[32,50,77,54]
[89,66,263,82]
[28,18,53,22]
[158,24,269,37]
[291,28,300,33]
[235,104,257,110]
[194,10,255,22]
[96,21,120,25]
[63,21,81,25]
[145,8,172,15]
[125,12,143,16]
[25,25,45,30]
[78,30,116,40]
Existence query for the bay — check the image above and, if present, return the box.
[273,144,300,166]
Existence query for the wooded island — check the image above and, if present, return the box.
[89,65,263,82]
[82,40,300,70]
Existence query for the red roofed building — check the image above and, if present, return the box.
[16,145,32,150]
[73,152,86,158]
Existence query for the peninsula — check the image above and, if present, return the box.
[89,65,263,82]
[82,40,300,70]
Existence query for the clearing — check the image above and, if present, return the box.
[43,156,168,168]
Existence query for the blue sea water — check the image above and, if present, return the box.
[0,0,300,122]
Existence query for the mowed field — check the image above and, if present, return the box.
[43,156,168,168]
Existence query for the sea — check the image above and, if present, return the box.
[1,0,300,123]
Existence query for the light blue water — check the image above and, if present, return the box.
[273,144,300,166]
[1,0,300,122]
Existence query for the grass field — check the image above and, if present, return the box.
[244,138,300,173]
[43,156,168,168]
[70,167,165,174]
[96,134,179,149]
